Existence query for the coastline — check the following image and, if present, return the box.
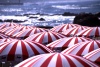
[0,12,100,29]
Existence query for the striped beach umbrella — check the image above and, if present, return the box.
[50,23,80,32]
[25,31,66,44]
[61,40,100,56]
[15,53,98,67]
[75,27,100,38]
[0,33,8,39]
[0,40,53,62]
[0,23,20,29]
[46,37,91,52]
[4,27,27,37]
[12,28,47,39]
[18,25,35,29]
[83,48,100,65]
[5,26,35,37]
[0,26,16,34]
[62,26,90,36]
[0,38,13,43]
[0,34,6,39]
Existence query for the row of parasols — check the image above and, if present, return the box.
[0,23,100,67]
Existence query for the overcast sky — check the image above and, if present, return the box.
[23,0,99,3]
[22,0,98,1]
[0,0,99,3]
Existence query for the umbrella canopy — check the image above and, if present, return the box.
[0,26,16,34]
[15,53,98,67]
[75,27,100,38]
[0,35,5,39]
[0,38,13,44]
[62,26,90,36]
[5,26,35,37]
[0,23,20,29]
[5,27,27,37]
[61,40,100,56]
[83,48,100,65]
[50,24,80,32]
[12,28,47,39]
[25,31,66,44]
[47,37,92,52]
[0,33,8,39]
[19,25,35,29]
[0,40,53,62]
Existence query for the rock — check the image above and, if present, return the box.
[38,18,45,21]
[4,19,13,22]
[73,13,100,27]
[4,19,27,23]
[29,16,38,18]
[36,26,53,29]
[0,19,3,22]
[62,12,77,16]
[95,12,100,17]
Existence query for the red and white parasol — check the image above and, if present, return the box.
[12,28,47,39]
[50,23,80,32]
[0,33,8,39]
[0,26,16,34]
[47,37,92,51]
[61,40,100,56]
[25,31,66,44]
[0,38,13,44]
[5,26,35,37]
[15,53,98,67]
[4,27,27,37]
[18,25,35,29]
[75,27,100,37]
[83,48,100,65]
[0,40,53,61]
[62,26,90,36]
[0,23,20,29]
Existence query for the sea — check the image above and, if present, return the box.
[0,0,100,26]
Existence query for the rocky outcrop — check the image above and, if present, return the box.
[73,13,100,27]
[95,12,100,17]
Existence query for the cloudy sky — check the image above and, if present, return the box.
[21,0,99,2]
[0,0,99,3]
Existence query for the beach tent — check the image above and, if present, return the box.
[83,48,100,66]
[46,37,91,52]
[61,40,100,56]
[25,31,66,44]
[14,53,98,67]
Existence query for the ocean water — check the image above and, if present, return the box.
[0,1,100,15]
[0,1,100,26]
